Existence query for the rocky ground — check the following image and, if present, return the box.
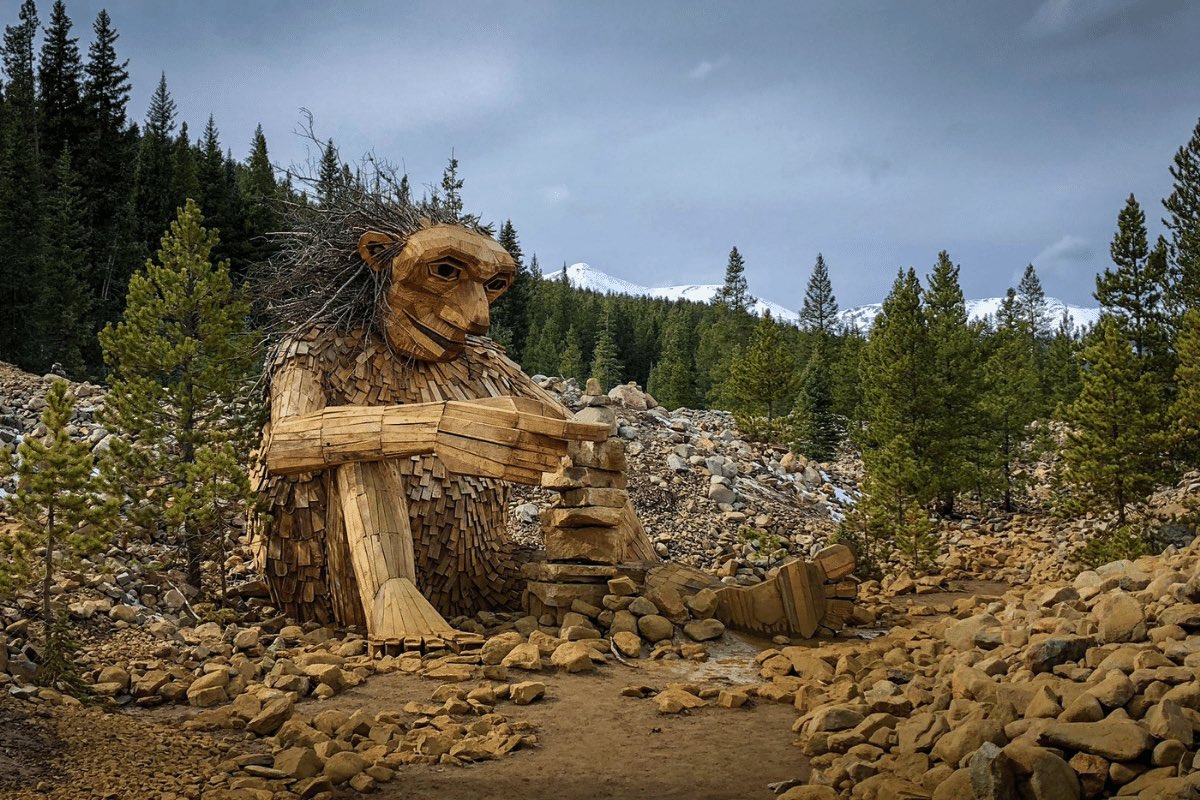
[1,366,1199,799]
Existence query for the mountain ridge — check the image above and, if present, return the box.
[558,262,1103,330]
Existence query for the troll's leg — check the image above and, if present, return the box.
[336,460,453,644]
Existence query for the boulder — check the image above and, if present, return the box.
[247,697,294,736]
[1159,603,1200,629]
[500,642,543,671]
[683,618,725,642]
[550,642,596,673]
[945,614,1000,652]
[779,787,838,800]
[611,631,642,658]
[1037,721,1153,761]
[685,588,719,618]
[482,632,524,665]
[510,681,546,705]
[968,742,1018,800]
[1023,635,1092,674]
[1144,699,1192,745]
[637,614,674,643]
[654,687,707,713]
[186,669,229,707]
[932,719,1008,768]
[1004,741,1080,800]
[274,747,322,780]
[1094,592,1146,643]
[323,751,367,784]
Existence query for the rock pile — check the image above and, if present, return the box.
[774,539,1200,798]
[514,378,859,584]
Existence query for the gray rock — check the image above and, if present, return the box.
[969,742,1018,800]
[1023,635,1092,674]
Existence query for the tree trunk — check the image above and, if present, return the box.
[43,503,55,623]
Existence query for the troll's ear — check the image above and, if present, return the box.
[357,231,396,272]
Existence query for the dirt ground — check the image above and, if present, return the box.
[318,640,809,800]
[0,582,1010,800]
[0,634,808,800]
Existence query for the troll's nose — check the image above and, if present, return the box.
[441,283,490,335]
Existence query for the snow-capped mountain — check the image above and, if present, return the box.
[559,262,1102,331]
[837,296,1102,331]
[562,263,800,322]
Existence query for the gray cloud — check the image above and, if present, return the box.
[688,56,729,80]
[1021,0,1143,39]
[1033,235,1097,278]
[48,0,1200,308]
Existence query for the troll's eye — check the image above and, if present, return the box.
[485,277,509,292]
[430,260,463,281]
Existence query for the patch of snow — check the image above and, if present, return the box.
[558,263,1100,331]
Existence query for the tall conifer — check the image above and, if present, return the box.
[1163,117,1200,315]
[714,246,754,313]
[924,251,978,513]
[0,0,45,366]
[99,200,258,593]
[81,8,136,328]
[800,253,839,339]
[589,302,623,391]
[1059,316,1167,525]
[720,310,795,420]
[1096,194,1170,363]
[859,269,935,503]
[1170,309,1200,467]
[34,149,92,374]
[37,0,84,170]
[132,73,178,253]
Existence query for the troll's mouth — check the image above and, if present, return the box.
[403,310,465,351]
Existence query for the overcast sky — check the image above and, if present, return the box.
[43,0,1200,308]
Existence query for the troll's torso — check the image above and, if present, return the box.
[257,325,561,624]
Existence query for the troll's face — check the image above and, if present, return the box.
[358,225,515,362]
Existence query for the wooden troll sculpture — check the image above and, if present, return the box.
[257,209,612,648]
[255,192,855,651]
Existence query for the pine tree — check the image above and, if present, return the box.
[1170,309,1200,467]
[491,219,535,359]
[589,302,623,391]
[132,73,178,253]
[1163,116,1200,315]
[440,154,464,221]
[172,121,199,206]
[648,308,699,410]
[37,0,84,171]
[719,310,796,420]
[800,253,839,340]
[241,123,279,267]
[981,314,1040,511]
[2,380,113,630]
[924,251,978,513]
[1059,316,1168,525]
[316,138,341,205]
[197,116,229,220]
[80,8,136,331]
[1017,263,1050,341]
[99,200,259,594]
[32,149,92,375]
[859,269,935,503]
[0,0,46,367]
[793,345,840,461]
[1096,194,1170,363]
[714,246,754,313]
[1045,311,1083,412]
[855,438,939,572]
[559,325,584,382]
